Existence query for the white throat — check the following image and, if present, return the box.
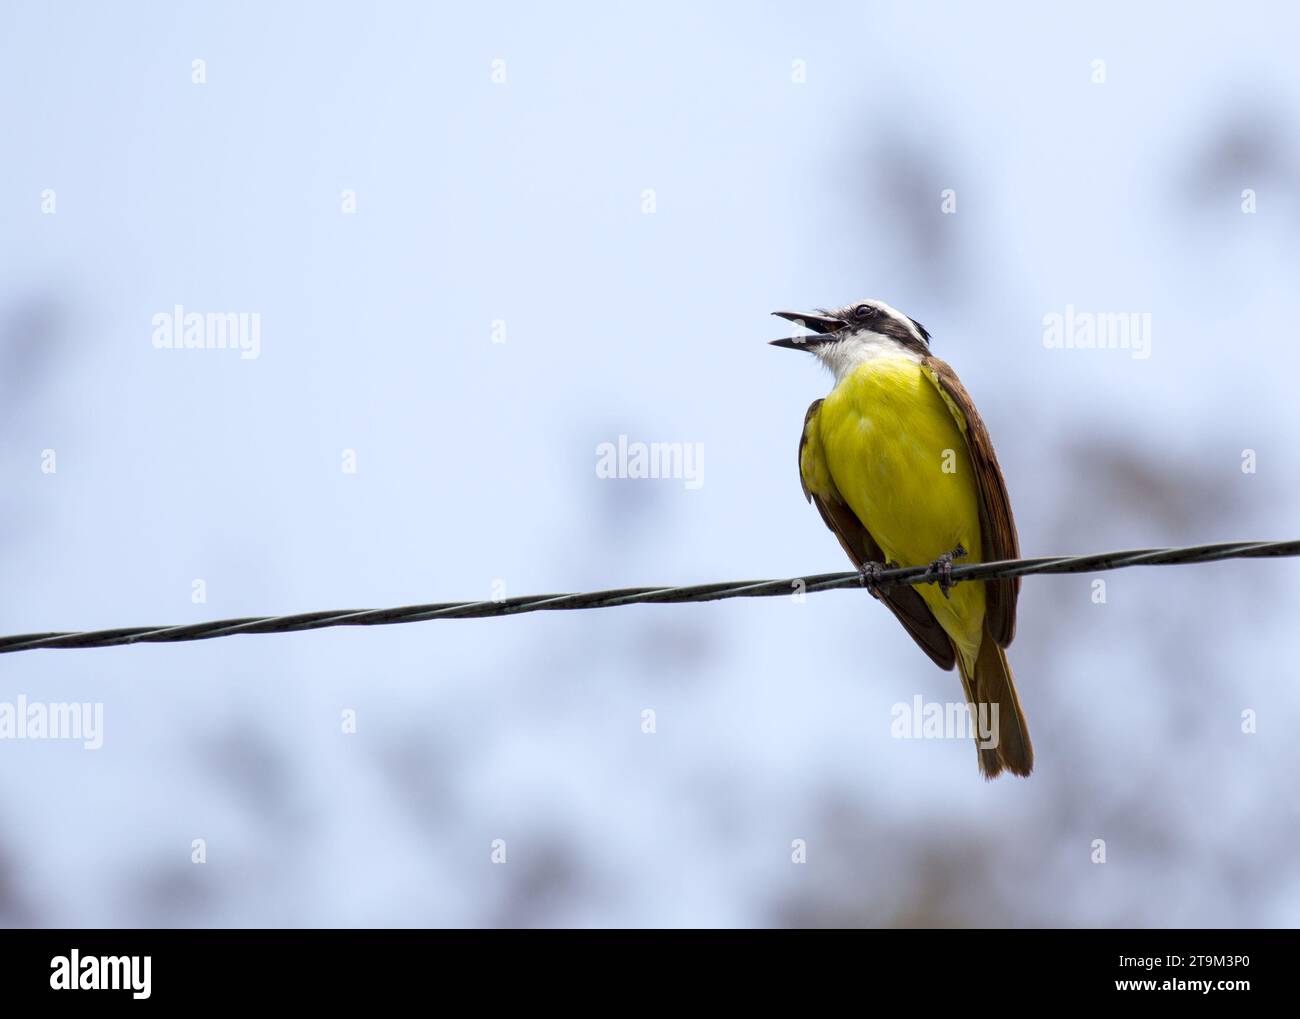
[815,329,923,385]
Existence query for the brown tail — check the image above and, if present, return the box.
[955,628,1033,779]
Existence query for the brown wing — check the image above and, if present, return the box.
[922,358,1021,647]
[800,400,956,671]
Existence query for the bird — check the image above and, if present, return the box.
[770,299,1032,778]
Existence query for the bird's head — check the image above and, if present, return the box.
[769,299,931,378]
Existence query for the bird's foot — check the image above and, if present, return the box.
[858,560,900,600]
[924,543,968,599]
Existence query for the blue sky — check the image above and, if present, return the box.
[2,1,1298,926]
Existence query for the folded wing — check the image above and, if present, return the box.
[921,358,1021,647]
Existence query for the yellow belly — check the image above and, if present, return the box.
[815,357,986,666]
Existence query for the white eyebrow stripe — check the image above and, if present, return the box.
[870,300,924,343]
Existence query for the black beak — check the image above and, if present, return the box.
[769,310,844,350]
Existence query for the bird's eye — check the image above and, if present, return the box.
[854,304,875,319]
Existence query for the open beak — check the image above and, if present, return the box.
[769,310,844,350]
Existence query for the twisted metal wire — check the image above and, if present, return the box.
[0,539,1295,655]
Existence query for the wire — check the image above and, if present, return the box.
[0,539,1296,655]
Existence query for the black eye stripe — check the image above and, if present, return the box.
[854,304,876,318]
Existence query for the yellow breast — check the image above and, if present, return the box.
[806,356,987,665]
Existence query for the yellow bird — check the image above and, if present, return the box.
[771,299,1032,778]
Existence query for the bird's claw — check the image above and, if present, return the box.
[858,560,900,600]
[925,543,967,599]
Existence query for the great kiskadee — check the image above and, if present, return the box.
[771,299,1032,778]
